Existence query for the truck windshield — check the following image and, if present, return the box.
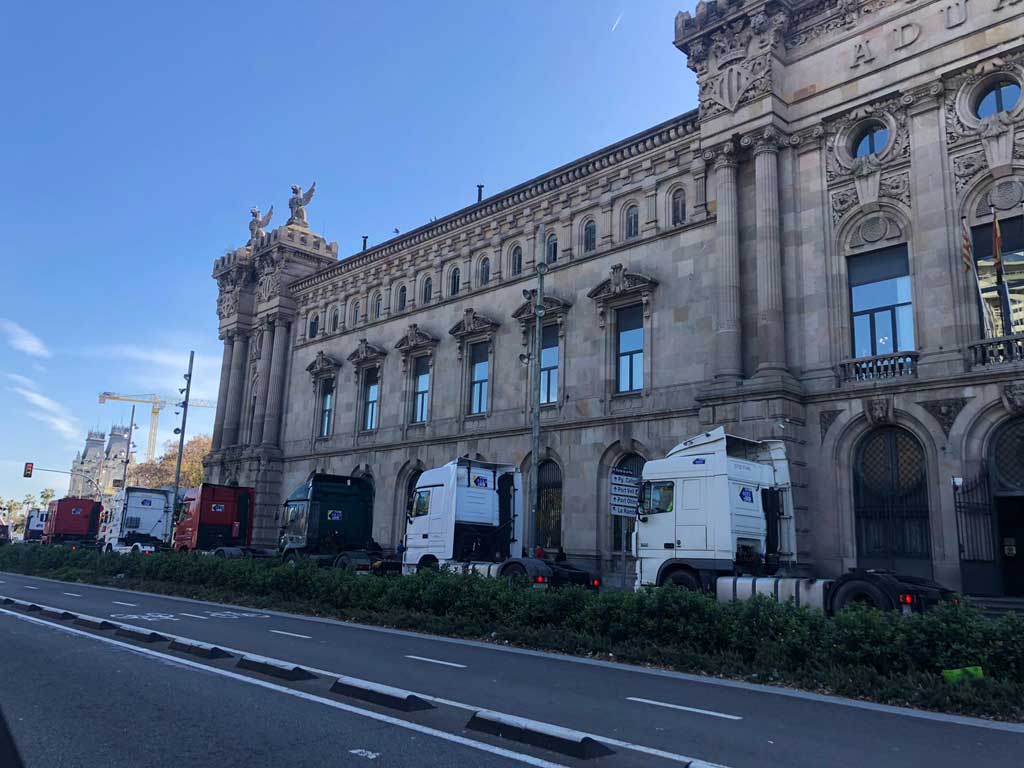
[411,490,431,518]
[643,481,674,514]
[283,501,309,536]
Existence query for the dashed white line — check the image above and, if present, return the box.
[63,592,82,597]
[24,586,39,590]
[269,629,311,639]
[178,612,208,620]
[626,696,743,721]
[404,655,467,669]
[112,601,137,607]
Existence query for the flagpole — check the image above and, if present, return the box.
[963,216,992,339]
[990,204,1012,336]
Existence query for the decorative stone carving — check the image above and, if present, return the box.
[394,323,439,370]
[846,213,906,251]
[819,409,842,443]
[248,206,273,245]
[826,95,911,185]
[830,186,858,224]
[287,182,316,228]
[306,350,341,381]
[979,114,1016,177]
[974,179,1024,217]
[917,397,968,437]
[587,263,659,328]
[953,150,987,192]
[944,54,1024,147]
[346,338,387,366]
[879,171,911,208]
[863,396,893,426]
[1003,383,1024,415]
[512,293,572,345]
[448,308,501,356]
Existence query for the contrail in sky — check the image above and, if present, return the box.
[611,11,623,32]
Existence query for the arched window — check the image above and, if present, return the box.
[976,78,1021,119]
[612,453,645,553]
[352,300,361,326]
[536,460,562,549]
[583,220,597,253]
[546,233,558,264]
[480,257,490,286]
[626,205,640,239]
[449,267,461,296]
[330,308,340,333]
[422,277,433,305]
[852,122,889,159]
[511,245,523,276]
[853,427,932,577]
[373,293,383,320]
[397,285,407,312]
[308,313,319,338]
[671,188,686,226]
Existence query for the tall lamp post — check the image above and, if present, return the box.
[170,350,195,537]
[529,225,548,555]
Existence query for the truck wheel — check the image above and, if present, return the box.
[831,580,892,612]
[213,549,226,558]
[667,570,701,591]
[283,552,300,569]
[417,556,438,572]
[333,555,350,570]
[502,563,527,585]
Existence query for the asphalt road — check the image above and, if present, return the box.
[2,570,1022,768]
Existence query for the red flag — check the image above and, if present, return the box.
[992,214,1004,278]
[961,218,974,272]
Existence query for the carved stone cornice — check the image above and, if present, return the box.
[346,338,387,367]
[740,126,787,155]
[394,323,439,369]
[306,350,342,381]
[587,263,658,328]
[705,142,739,169]
[512,294,573,345]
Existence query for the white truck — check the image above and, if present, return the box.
[24,508,47,542]
[634,428,952,614]
[403,458,599,588]
[97,486,175,554]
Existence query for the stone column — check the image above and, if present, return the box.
[752,133,787,373]
[250,321,275,446]
[712,147,742,380]
[220,331,249,447]
[261,317,291,447]
[211,333,234,450]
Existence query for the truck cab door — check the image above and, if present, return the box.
[404,488,434,563]
[636,481,677,556]
[676,478,709,552]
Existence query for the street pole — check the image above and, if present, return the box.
[170,350,195,535]
[532,225,548,557]
[120,405,136,491]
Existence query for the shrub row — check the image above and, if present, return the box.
[1,544,1022,720]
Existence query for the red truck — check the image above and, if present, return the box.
[172,484,255,553]
[41,498,102,548]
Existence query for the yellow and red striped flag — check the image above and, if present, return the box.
[961,217,973,272]
[992,212,1004,277]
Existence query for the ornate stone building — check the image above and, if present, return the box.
[207,1,1024,594]
[69,426,131,502]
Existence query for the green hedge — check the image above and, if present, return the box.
[2,545,1022,720]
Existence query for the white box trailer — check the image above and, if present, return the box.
[403,458,599,587]
[634,428,952,614]
[98,487,175,554]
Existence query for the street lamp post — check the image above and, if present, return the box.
[529,224,548,555]
[170,350,195,538]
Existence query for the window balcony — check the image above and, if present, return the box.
[838,351,919,383]
[967,334,1024,368]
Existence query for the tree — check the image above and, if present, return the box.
[128,435,212,489]
[40,488,55,507]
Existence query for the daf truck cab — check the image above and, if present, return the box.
[634,428,952,614]
[98,487,175,554]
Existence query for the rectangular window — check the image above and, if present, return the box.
[412,355,430,423]
[971,216,1024,338]
[616,305,643,393]
[319,377,334,438]
[539,324,559,405]
[848,245,914,358]
[642,481,674,514]
[362,368,379,430]
[469,342,489,414]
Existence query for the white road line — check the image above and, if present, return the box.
[626,696,742,721]
[112,601,137,607]
[63,592,82,597]
[404,654,467,669]
[178,613,208,620]
[24,586,39,590]
[270,629,312,639]
[0,609,571,768]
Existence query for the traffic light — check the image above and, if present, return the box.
[23,462,33,478]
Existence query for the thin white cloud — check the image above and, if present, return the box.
[101,344,222,401]
[0,319,51,358]
[10,386,80,442]
[6,373,36,389]
[611,10,623,32]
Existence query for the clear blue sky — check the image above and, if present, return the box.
[0,1,698,504]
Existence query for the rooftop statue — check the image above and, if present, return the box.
[287,182,316,227]
[249,205,273,244]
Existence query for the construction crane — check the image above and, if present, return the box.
[98,392,217,463]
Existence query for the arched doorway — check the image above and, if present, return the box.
[993,417,1024,595]
[853,427,932,578]
[612,453,646,555]
[535,460,562,550]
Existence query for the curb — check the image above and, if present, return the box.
[73,615,115,630]
[169,638,232,659]
[237,654,316,681]
[330,675,434,712]
[467,709,614,759]
[115,626,168,643]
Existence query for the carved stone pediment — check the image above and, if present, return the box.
[512,294,572,324]
[863,396,893,427]
[587,264,658,327]
[448,308,500,341]
[395,323,439,355]
[347,338,387,366]
[917,397,968,437]
[306,351,341,380]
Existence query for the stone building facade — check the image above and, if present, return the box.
[206,1,1024,595]
[69,426,131,502]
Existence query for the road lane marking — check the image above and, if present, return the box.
[0,609,573,768]
[179,613,208,620]
[24,586,39,590]
[112,601,137,607]
[349,749,380,759]
[270,629,311,639]
[63,592,82,597]
[626,697,742,721]
[404,654,467,669]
